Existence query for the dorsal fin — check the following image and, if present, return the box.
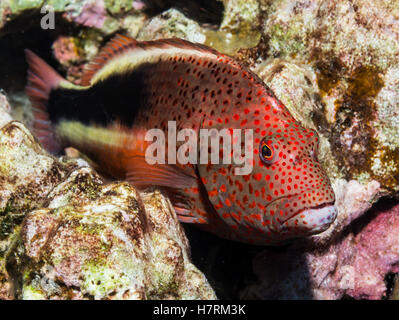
[80,34,222,86]
[81,34,137,86]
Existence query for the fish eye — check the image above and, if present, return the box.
[259,138,279,165]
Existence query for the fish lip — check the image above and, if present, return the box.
[279,201,336,226]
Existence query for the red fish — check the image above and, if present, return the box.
[25,34,337,245]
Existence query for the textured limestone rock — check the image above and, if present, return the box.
[141,191,215,299]
[7,173,215,299]
[137,8,206,43]
[0,94,12,128]
[0,118,76,299]
[0,95,13,299]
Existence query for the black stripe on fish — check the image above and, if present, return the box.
[47,66,152,128]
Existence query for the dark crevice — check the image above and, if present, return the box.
[0,11,89,95]
[184,224,296,299]
[142,0,225,29]
[384,272,397,299]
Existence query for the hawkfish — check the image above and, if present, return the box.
[25,34,337,245]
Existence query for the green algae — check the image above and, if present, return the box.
[314,63,399,190]
[268,23,307,58]
[7,0,44,13]
[22,282,45,299]
[147,267,179,299]
[81,262,131,298]
[45,0,77,12]
[104,0,134,15]
[7,0,84,15]
[69,175,101,200]
[0,212,24,241]
[0,200,14,217]
[147,236,182,299]
[99,17,120,34]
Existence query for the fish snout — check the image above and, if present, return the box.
[284,204,338,234]
[263,192,337,240]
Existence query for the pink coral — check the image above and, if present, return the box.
[133,1,145,11]
[52,36,82,66]
[52,36,86,83]
[345,204,399,299]
[248,198,399,300]
[64,0,107,29]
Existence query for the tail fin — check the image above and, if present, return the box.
[25,49,64,153]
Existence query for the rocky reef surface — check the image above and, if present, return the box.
[0,0,399,299]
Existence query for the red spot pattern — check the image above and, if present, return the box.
[131,44,335,245]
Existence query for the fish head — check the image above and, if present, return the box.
[249,123,337,243]
[198,97,337,245]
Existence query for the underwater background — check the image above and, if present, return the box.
[1,0,399,299]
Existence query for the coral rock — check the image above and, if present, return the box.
[0,93,12,128]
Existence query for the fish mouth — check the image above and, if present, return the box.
[281,202,337,233]
[263,193,337,236]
